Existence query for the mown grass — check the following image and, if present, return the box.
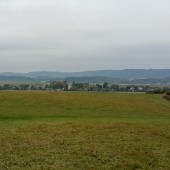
[0,91,170,169]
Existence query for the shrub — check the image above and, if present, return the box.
[163,91,170,101]
[166,91,170,95]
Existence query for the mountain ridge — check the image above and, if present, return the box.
[0,69,170,79]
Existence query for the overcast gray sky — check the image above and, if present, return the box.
[0,0,170,72]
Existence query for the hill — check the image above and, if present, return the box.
[0,69,170,84]
[1,69,170,79]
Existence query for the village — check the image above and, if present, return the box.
[0,81,170,93]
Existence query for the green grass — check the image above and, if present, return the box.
[0,91,170,169]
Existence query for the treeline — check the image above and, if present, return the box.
[0,81,170,93]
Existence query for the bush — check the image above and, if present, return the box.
[166,91,170,95]
[163,91,170,101]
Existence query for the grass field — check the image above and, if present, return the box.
[0,91,170,169]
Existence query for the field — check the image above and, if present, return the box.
[0,91,170,170]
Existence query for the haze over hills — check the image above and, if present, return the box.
[0,69,170,84]
[1,69,170,78]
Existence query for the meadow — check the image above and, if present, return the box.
[0,91,170,169]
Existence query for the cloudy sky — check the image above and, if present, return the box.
[0,0,170,72]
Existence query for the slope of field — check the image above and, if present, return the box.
[0,91,170,169]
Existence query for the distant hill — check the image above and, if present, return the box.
[0,69,170,84]
[0,75,35,82]
[1,69,170,79]
[25,69,170,79]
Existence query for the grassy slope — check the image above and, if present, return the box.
[0,91,170,169]
[0,91,170,121]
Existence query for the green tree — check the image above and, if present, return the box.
[110,84,119,91]
[20,84,29,90]
[103,82,108,89]
[50,81,68,91]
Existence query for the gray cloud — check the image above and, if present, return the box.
[0,0,170,72]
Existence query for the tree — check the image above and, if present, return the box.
[110,84,119,91]
[103,82,108,89]
[50,81,68,91]
[20,84,29,90]
[70,82,84,91]
[96,84,102,89]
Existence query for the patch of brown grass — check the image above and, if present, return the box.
[0,121,170,169]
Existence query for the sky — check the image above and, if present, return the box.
[0,0,170,72]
